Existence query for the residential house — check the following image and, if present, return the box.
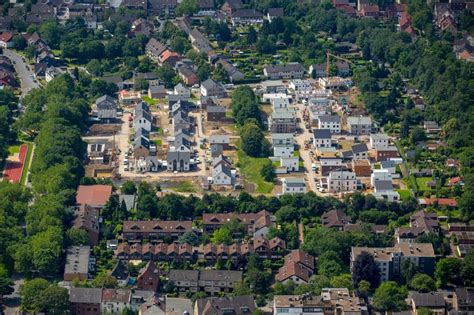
[167,145,191,171]
[195,296,256,315]
[423,120,442,134]
[145,38,167,63]
[130,18,154,36]
[410,210,439,233]
[267,7,284,22]
[69,287,102,315]
[209,134,231,149]
[230,9,264,26]
[189,28,213,54]
[0,32,13,48]
[320,158,343,176]
[281,178,307,194]
[202,210,274,236]
[273,295,324,315]
[45,66,65,82]
[289,79,312,94]
[352,159,371,177]
[351,143,369,160]
[263,63,305,79]
[158,50,180,67]
[207,105,226,121]
[359,4,379,18]
[321,288,368,315]
[201,79,226,98]
[136,261,160,292]
[177,66,199,86]
[95,95,117,122]
[410,292,446,315]
[101,289,131,314]
[318,115,341,134]
[335,61,350,76]
[134,102,153,131]
[123,220,193,242]
[280,156,299,172]
[374,145,399,162]
[221,0,243,16]
[347,116,372,135]
[110,261,129,287]
[169,269,243,295]
[148,84,167,99]
[453,287,474,313]
[313,129,332,148]
[325,171,357,193]
[74,204,99,246]
[134,136,153,158]
[261,80,286,93]
[276,250,315,284]
[76,185,112,209]
[372,179,399,202]
[370,133,390,149]
[197,0,215,16]
[212,163,233,185]
[149,0,177,17]
[351,243,436,282]
[321,209,352,231]
[172,110,192,132]
[339,5,358,17]
[269,110,297,133]
[174,83,191,99]
[216,58,245,82]
[395,227,426,244]
[309,63,326,78]
[272,133,294,158]
[418,198,457,208]
[121,0,147,13]
[64,246,91,281]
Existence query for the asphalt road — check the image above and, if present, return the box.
[3,49,41,97]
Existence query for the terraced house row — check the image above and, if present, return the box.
[115,236,286,262]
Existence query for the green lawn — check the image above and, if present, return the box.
[20,143,33,185]
[142,96,159,106]
[155,139,162,147]
[237,150,274,194]
[168,181,197,193]
[416,177,433,191]
[396,189,412,201]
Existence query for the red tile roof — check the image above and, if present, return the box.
[76,185,112,207]
[0,32,13,43]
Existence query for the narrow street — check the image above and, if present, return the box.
[293,103,321,194]
[3,49,41,97]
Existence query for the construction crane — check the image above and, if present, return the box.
[326,50,355,80]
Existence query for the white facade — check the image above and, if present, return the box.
[134,116,152,132]
[313,138,331,148]
[347,116,372,135]
[289,79,312,94]
[318,116,341,134]
[271,97,290,112]
[213,169,233,185]
[370,133,390,149]
[280,157,299,172]
[274,145,294,158]
[174,83,191,99]
[371,169,392,186]
[326,171,357,193]
[272,134,294,158]
[282,178,306,194]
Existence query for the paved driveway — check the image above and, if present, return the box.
[3,49,41,97]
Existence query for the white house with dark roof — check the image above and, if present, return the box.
[313,129,332,148]
[212,163,233,185]
[325,171,357,193]
[318,115,341,134]
[282,178,306,194]
[347,116,372,135]
[351,143,369,160]
[271,133,294,158]
[95,95,117,122]
[201,79,226,98]
[370,133,390,149]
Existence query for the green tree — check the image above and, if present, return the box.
[66,228,89,246]
[20,278,49,311]
[156,64,176,88]
[410,273,436,293]
[260,160,276,182]
[435,257,462,287]
[352,252,380,289]
[92,272,118,288]
[240,121,269,157]
[211,227,232,245]
[36,286,69,315]
[176,0,198,16]
[330,274,353,291]
[461,249,474,286]
[372,281,408,312]
[0,265,14,298]
[121,181,137,195]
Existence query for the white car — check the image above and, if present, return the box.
[123,159,129,165]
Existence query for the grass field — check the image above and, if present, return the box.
[396,189,412,201]
[237,150,274,194]
[168,180,197,193]
[416,177,433,191]
[20,143,33,185]
[8,144,20,155]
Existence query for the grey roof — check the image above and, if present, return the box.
[110,260,129,281]
[135,128,150,139]
[69,287,102,304]
[134,136,150,150]
[201,78,222,91]
[207,105,226,113]
[371,133,389,140]
[196,296,256,315]
[347,116,372,125]
[272,111,294,119]
[381,160,396,168]
[199,270,242,282]
[136,101,150,112]
[272,133,293,140]
[318,115,340,123]
[352,143,368,154]
[213,163,232,178]
[232,8,263,18]
[169,269,199,282]
[313,129,332,139]
[146,38,167,57]
[64,246,90,277]
[96,95,117,105]
[374,180,393,191]
[267,7,284,16]
[149,84,166,94]
[119,194,135,211]
[283,177,305,186]
[411,292,446,307]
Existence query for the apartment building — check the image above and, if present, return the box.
[122,220,193,241]
[169,269,242,295]
[325,171,357,193]
[351,243,436,282]
[347,116,372,135]
[318,115,341,134]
